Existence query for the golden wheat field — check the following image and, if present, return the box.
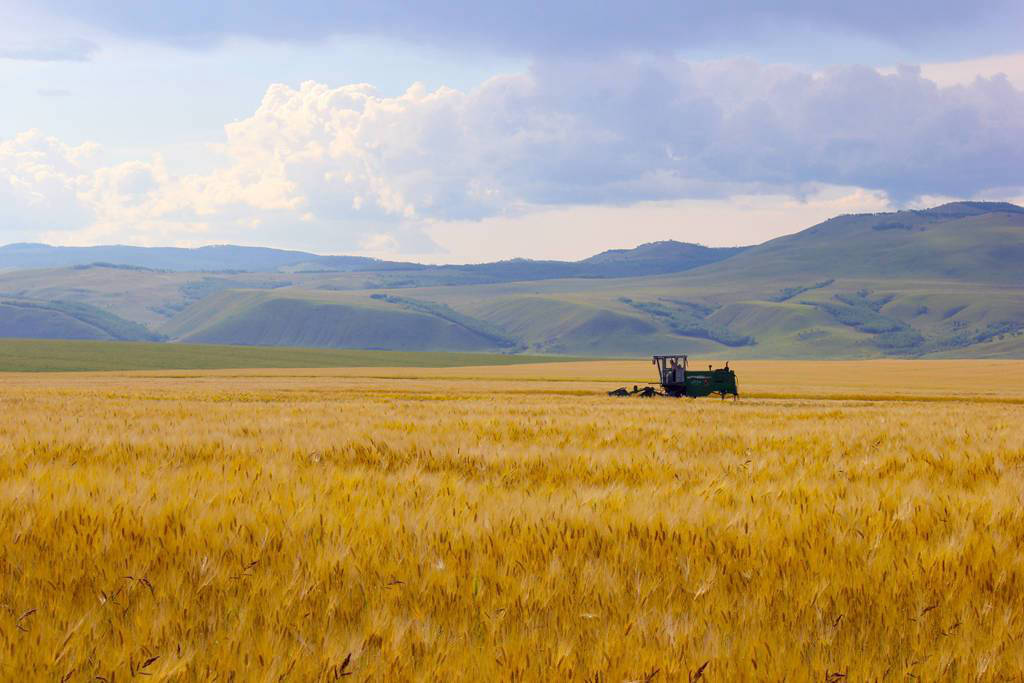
[2,360,1024,681]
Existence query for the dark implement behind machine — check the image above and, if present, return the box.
[609,355,739,399]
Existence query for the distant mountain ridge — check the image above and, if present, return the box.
[915,201,1024,218]
[0,239,743,280]
[0,243,364,273]
[1,201,1023,358]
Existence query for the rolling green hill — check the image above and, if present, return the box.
[162,291,512,351]
[689,202,1024,284]
[2,201,1023,359]
[0,298,162,342]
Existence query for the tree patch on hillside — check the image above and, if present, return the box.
[180,277,292,301]
[810,290,1024,355]
[872,221,915,231]
[619,297,756,347]
[796,328,829,341]
[151,277,296,318]
[942,304,968,320]
[804,292,924,353]
[930,321,1024,352]
[834,290,895,312]
[72,262,167,272]
[769,279,834,302]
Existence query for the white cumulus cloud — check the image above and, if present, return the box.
[200,58,1024,215]
[0,130,98,236]
[3,57,1023,253]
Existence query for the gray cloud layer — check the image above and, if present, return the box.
[35,1,1024,59]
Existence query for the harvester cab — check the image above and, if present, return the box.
[609,354,739,399]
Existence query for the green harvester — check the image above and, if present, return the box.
[609,354,739,399]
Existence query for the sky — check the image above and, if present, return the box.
[1,2,1023,263]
